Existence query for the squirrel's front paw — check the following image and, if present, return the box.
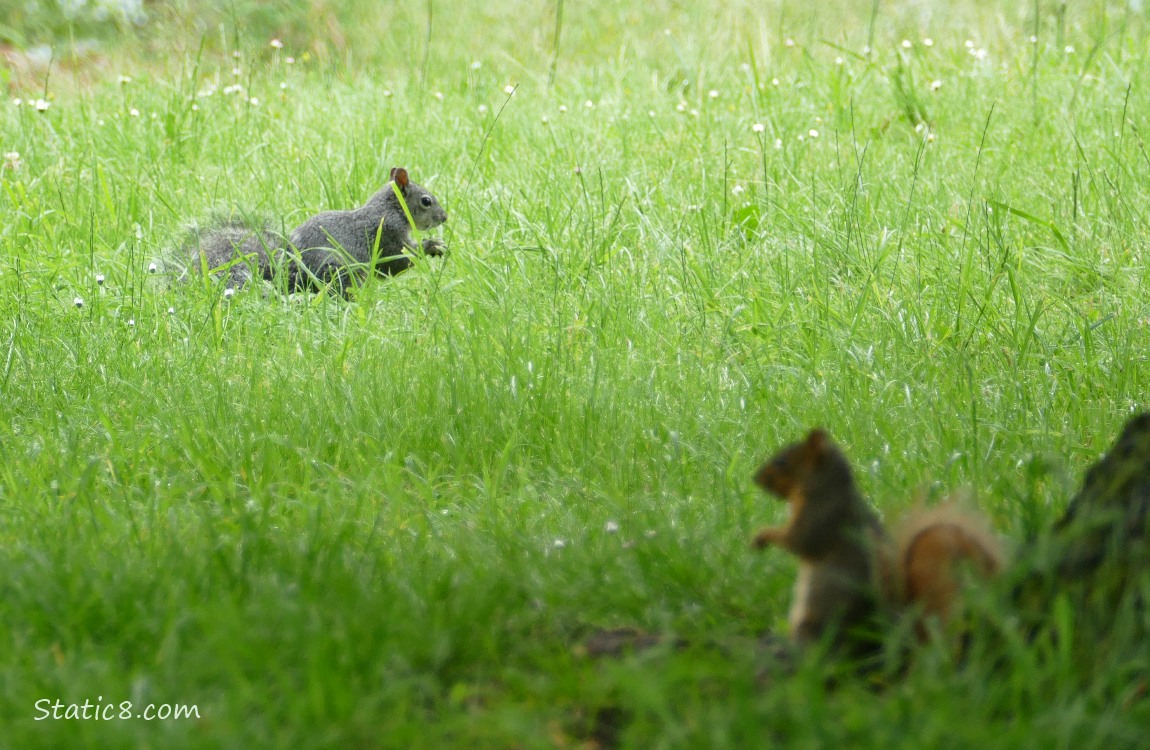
[752,528,782,550]
[422,237,447,257]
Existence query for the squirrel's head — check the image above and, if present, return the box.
[754,428,830,500]
[389,167,448,231]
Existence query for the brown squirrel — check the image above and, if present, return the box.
[752,429,1004,649]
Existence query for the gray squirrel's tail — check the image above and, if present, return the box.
[169,211,288,289]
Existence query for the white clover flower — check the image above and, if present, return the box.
[752,122,765,133]
[965,40,974,48]
[95,273,105,285]
[808,129,819,138]
[232,50,241,59]
[231,67,241,76]
[118,74,132,84]
[12,98,21,106]
[191,104,199,112]
[835,56,844,65]
[477,104,488,115]
[223,287,235,298]
[605,521,619,533]
[689,108,699,117]
[3,151,19,170]
[708,89,719,99]
[771,77,779,86]
[584,99,594,109]
[470,60,482,70]
[127,319,135,326]
[34,99,50,112]
[503,85,515,95]
[148,262,157,273]
[552,538,566,548]
[540,114,549,124]
[558,104,568,113]
[74,297,84,308]
[129,108,140,117]
[930,80,942,91]
[167,307,175,314]
[286,57,295,64]
[732,184,745,195]
[382,90,393,98]
[923,38,934,47]
[1064,45,1075,53]
[973,48,988,60]
[433,91,444,101]
[270,38,284,49]
[774,138,782,149]
[901,39,912,48]
[1029,35,1038,43]
[248,97,259,106]
[785,38,795,47]
[279,82,287,90]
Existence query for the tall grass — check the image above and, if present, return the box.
[1,0,1148,747]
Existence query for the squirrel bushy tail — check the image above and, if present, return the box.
[175,211,287,288]
[888,502,1005,636]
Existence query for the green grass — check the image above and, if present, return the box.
[2,0,1149,747]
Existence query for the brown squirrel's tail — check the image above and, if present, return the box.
[892,503,1005,636]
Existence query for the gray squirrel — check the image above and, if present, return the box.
[181,167,447,295]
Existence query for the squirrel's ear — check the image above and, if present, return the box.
[391,167,409,190]
[805,429,829,454]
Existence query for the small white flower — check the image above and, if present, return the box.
[383,90,393,98]
[470,60,482,70]
[930,79,942,91]
[915,122,925,133]
[504,85,515,95]
[774,138,782,149]
[862,45,871,54]
[689,108,699,117]
[965,40,975,48]
[584,99,594,109]
[477,104,488,115]
[798,134,805,142]
[785,38,795,47]
[191,104,199,112]
[127,319,135,327]
[973,48,988,60]
[835,56,844,65]
[286,57,295,64]
[129,108,140,117]
[752,122,765,133]
[34,99,50,112]
[558,105,568,113]
[552,538,566,549]
[732,185,745,195]
[434,91,444,101]
[676,102,686,112]
[648,110,655,117]
[1029,35,1038,43]
[279,82,287,90]
[605,521,619,533]
[223,287,235,298]
[12,98,21,106]
[118,74,132,84]
[1064,45,1075,53]
[708,89,719,99]
[95,273,105,285]
[808,129,819,138]
[74,297,84,308]
[901,39,912,48]
[248,97,259,106]
[923,38,934,47]
[270,38,284,49]
[231,67,242,76]
[167,307,175,314]
[3,151,19,170]
[573,165,582,174]
[232,50,241,59]
[927,131,935,143]
[148,262,157,274]
[541,114,549,124]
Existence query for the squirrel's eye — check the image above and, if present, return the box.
[420,196,433,207]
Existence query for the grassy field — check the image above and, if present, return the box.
[1,0,1148,746]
